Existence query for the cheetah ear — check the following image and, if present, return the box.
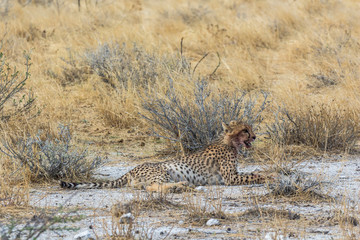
[222,122,230,133]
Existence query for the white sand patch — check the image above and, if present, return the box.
[17,155,360,239]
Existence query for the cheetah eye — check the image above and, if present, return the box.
[243,129,249,133]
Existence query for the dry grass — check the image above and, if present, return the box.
[182,187,227,225]
[0,0,358,141]
[0,0,360,238]
[108,191,181,240]
[266,103,360,153]
[111,191,181,219]
[236,207,301,222]
[0,158,29,213]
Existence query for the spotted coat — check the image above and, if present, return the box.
[60,121,265,189]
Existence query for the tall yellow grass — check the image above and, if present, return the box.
[0,0,359,134]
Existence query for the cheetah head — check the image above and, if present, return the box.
[222,120,256,152]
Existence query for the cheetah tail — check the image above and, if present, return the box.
[60,175,128,189]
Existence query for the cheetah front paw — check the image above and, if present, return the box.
[146,181,195,193]
[167,181,195,193]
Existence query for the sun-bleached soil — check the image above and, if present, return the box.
[12,153,360,239]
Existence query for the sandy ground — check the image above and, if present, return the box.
[4,153,360,240]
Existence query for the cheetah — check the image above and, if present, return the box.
[60,120,266,192]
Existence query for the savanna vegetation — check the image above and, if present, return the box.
[0,0,359,238]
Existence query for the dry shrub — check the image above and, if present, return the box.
[84,42,170,89]
[268,170,329,200]
[260,148,331,200]
[0,124,103,182]
[266,103,360,153]
[0,51,35,122]
[74,41,193,128]
[141,78,269,151]
[0,50,35,209]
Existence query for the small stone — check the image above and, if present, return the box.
[206,218,220,226]
[178,220,184,225]
[120,213,135,224]
[195,186,206,192]
[74,230,92,240]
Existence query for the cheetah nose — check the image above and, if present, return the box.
[252,136,256,140]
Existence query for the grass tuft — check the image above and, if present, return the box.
[182,189,227,225]
[237,207,301,221]
[266,103,360,153]
[268,170,329,200]
[112,192,181,219]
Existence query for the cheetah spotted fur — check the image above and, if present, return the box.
[60,121,266,191]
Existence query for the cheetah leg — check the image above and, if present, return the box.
[146,181,193,193]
